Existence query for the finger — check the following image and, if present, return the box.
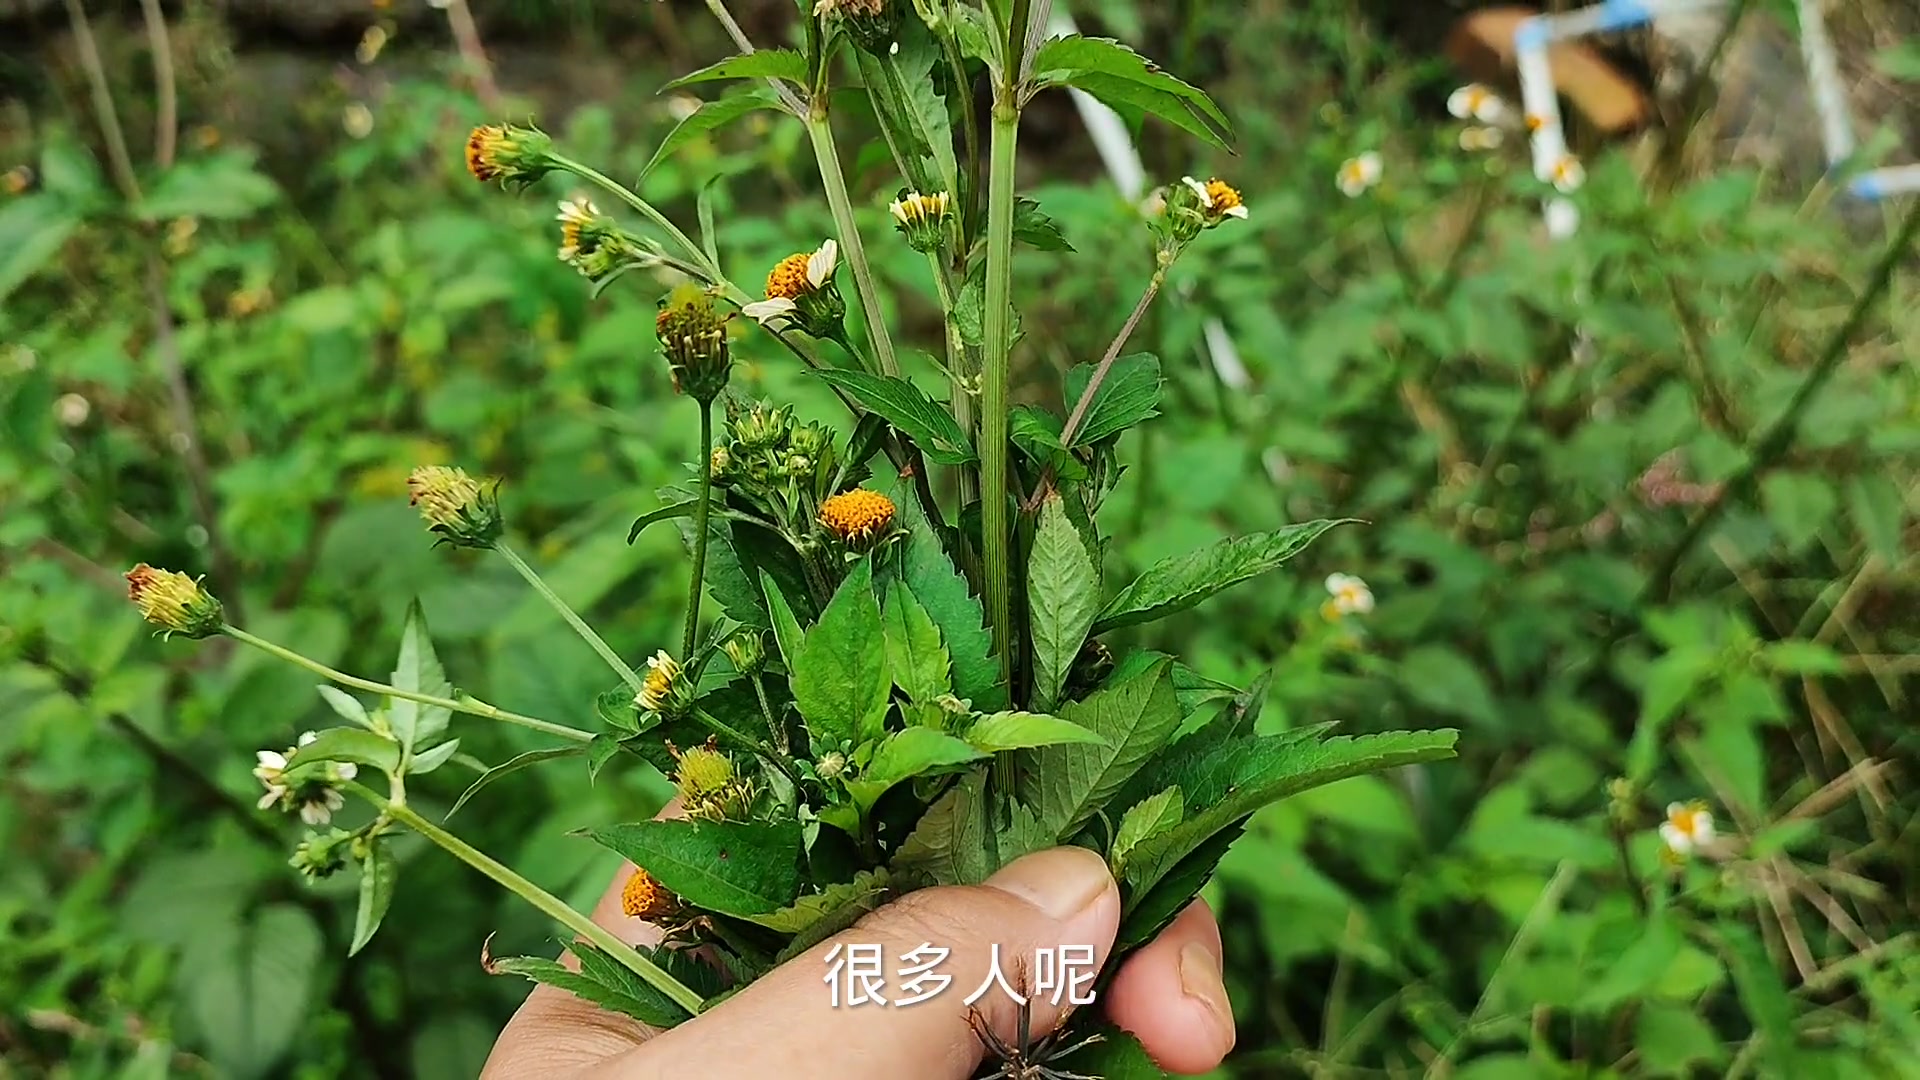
[1103,900,1234,1074]
[608,846,1121,1080]
[482,802,684,1078]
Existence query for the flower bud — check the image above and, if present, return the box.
[709,444,733,486]
[636,650,694,719]
[721,630,766,676]
[406,465,503,549]
[889,190,951,253]
[290,828,353,881]
[728,400,794,453]
[816,0,899,55]
[818,488,897,549]
[465,123,555,189]
[555,196,653,279]
[815,750,848,780]
[1164,176,1249,242]
[654,286,733,402]
[124,563,224,639]
[671,740,754,821]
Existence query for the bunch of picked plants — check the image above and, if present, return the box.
[126,1,1457,1073]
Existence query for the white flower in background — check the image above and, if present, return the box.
[1336,152,1382,198]
[1447,84,1508,124]
[1548,154,1585,193]
[1545,198,1580,239]
[1459,126,1504,152]
[1321,573,1375,620]
[1659,801,1716,858]
[254,731,357,826]
[55,393,90,427]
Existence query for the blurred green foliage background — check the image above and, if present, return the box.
[2,0,1917,1077]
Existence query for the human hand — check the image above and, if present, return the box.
[483,844,1236,1079]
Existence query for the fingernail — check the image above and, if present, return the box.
[1179,941,1233,1032]
[986,846,1113,921]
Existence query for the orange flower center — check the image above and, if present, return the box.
[819,488,896,543]
[465,125,504,181]
[765,253,814,299]
[1204,179,1242,212]
[620,869,676,920]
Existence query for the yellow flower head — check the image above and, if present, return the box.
[620,868,680,921]
[744,241,844,337]
[654,285,732,401]
[819,488,896,545]
[125,563,223,639]
[889,190,952,251]
[464,123,553,188]
[407,465,503,548]
[637,650,689,716]
[766,252,814,300]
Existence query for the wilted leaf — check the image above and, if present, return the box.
[584,819,803,917]
[1095,521,1347,633]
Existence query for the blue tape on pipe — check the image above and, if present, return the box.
[1594,0,1655,32]
[1848,173,1884,201]
[1514,17,1549,50]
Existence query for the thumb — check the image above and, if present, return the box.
[612,846,1120,1080]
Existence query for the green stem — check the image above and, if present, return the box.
[367,787,705,1016]
[926,251,979,507]
[222,625,592,743]
[980,103,1020,680]
[685,401,716,658]
[803,111,900,377]
[551,154,741,301]
[942,31,983,238]
[1060,270,1164,448]
[496,542,644,694]
[750,674,785,755]
[693,708,799,788]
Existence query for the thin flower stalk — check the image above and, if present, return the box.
[1060,270,1164,448]
[495,542,646,694]
[803,112,900,377]
[362,785,705,1015]
[221,624,592,743]
[548,153,734,300]
[925,251,978,506]
[684,400,716,657]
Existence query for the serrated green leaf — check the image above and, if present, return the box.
[641,89,786,178]
[891,772,991,887]
[854,28,957,198]
[1064,353,1162,447]
[586,733,622,781]
[350,838,397,956]
[574,940,720,1023]
[1013,197,1074,251]
[1121,730,1460,898]
[388,600,451,758]
[1029,35,1232,145]
[1021,657,1182,840]
[811,370,976,464]
[792,559,890,752]
[883,580,951,702]
[487,943,694,1029]
[584,819,803,917]
[900,505,1004,710]
[1117,821,1243,950]
[448,746,586,818]
[1110,786,1183,873]
[739,869,890,933]
[965,711,1106,752]
[1027,495,1101,711]
[282,727,400,778]
[847,728,986,811]
[664,48,808,89]
[316,686,372,729]
[627,499,696,544]
[1095,520,1348,633]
